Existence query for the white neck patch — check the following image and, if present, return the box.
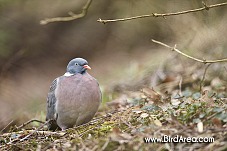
[63,72,74,77]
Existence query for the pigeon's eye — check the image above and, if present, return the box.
[75,63,79,66]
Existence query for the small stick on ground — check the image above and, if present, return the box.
[101,138,110,151]
[200,64,212,92]
[1,130,65,138]
[15,119,45,131]
[0,120,14,133]
[179,76,183,96]
[19,120,50,142]
[1,120,51,145]
[204,107,227,122]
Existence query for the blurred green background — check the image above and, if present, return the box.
[0,0,226,129]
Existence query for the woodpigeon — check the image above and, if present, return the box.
[46,58,101,131]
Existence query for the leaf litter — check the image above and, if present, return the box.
[0,58,226,151]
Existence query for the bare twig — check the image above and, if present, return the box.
[3,120,49,144]
[18,120,51,142]
[178,76,182,96]
[1,130,65,138]
[204,107,227,122]
[101,138,110,151]
[151,39,227,64]
[15,119,45,131]
[98,2,227,24]
[40,0,93,25]
[224,66,227,72]
[0,120,14,133]
[0,129,65,149]
[199,64,212,91]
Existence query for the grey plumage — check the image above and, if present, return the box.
[46,58,101,131]
[46,78,59,130]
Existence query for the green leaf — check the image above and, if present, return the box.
[182,90,192,97]
[199,113,206,118]
[192,92,201,100]
[213,107,224,112]
[141,105,161,112]
[193,118,201,123]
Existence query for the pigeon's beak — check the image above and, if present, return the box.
[83,65,91,70]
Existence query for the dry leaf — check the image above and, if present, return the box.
[154,119,162,127]
[141,88,162,105]
[171,99,181,106]
[212,117,222,128]
[107,94,128,109]
[140,113,149,118]
[199,90,214,106]
[110,127,133,144]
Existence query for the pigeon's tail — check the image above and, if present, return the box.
[47,119,60,131]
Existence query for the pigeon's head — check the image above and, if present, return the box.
[66,58,91,75]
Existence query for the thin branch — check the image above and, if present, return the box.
[199,64,212,91]
[203,107,227,122]
[1,130,65,138]
[15,119,45,131]
[101,138,110,151]
[224,66,227,72]
[151,39,227,64]
[0,120,14,133]
[5,121,47,144]
[40,0,93,25]
[178,76,182,96]
[97,2,227,24]
[0,129,65,148]
[18,120,50,142]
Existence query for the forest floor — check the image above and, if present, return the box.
[0,55,226,151]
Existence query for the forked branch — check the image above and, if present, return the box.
[40,0,92,25]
